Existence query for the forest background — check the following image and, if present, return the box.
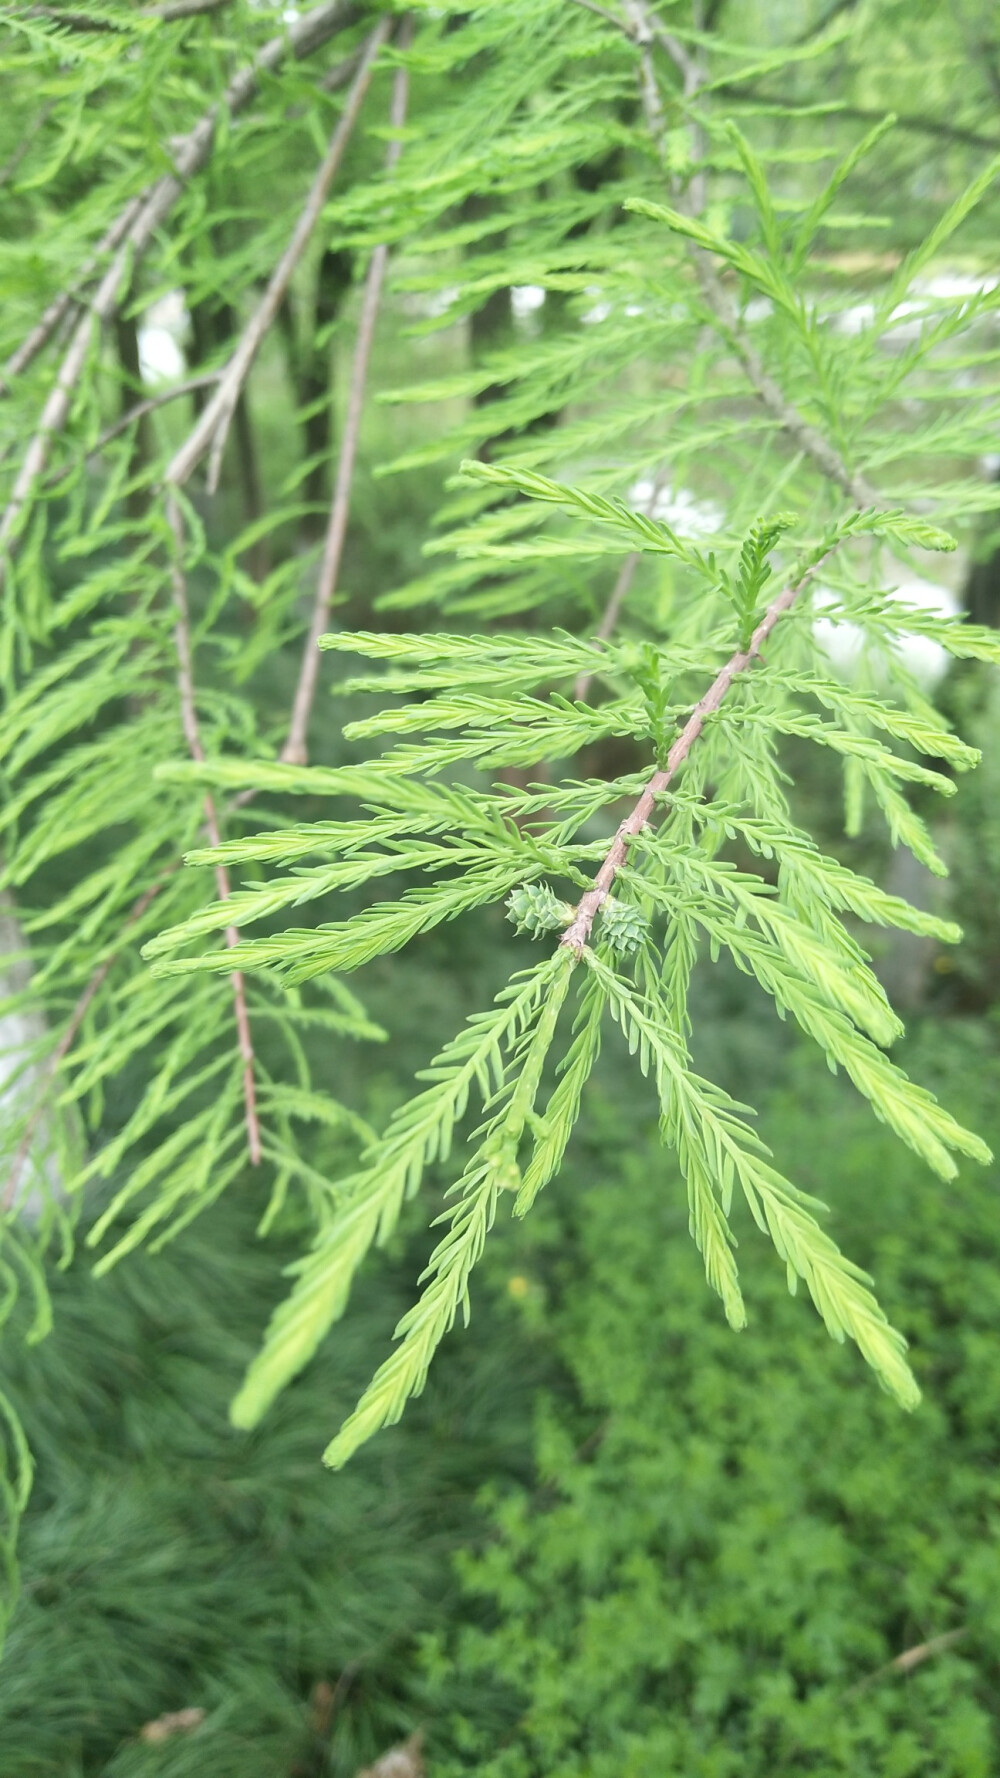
[2,0,1000,1773]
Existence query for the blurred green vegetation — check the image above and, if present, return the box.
[3,955,1000,1773]
[3,1,1000,1768]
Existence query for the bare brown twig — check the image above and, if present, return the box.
[282,18,414,766]
[560,0,878,949]
[1,2,369,1186]
[0,0,362,578]
[165,17,392,494]
[166,494,261,1165]
[561,556,829,953]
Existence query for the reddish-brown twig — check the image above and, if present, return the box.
[2,875,172,1214]
[166,494,261,1165]
[0,0,362,573]
[561,558,826,953]
[165,17,392,494]
[282,23,413,766]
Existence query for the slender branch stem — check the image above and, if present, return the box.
[149,0,231,17]
[577,0,877,504]
[165,17,392,494]
[848,1627,968,1695]
[81,372,221,463]
[560,556,828,954]
[630,1,878,506]
[0,0,362,576]
[282,20,413,766]
[166,494,261,1165]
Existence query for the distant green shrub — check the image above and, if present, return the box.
[429,1026,1000,1778]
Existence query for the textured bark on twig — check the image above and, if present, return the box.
[15,0,232,29]
[166,494,261,1165]
[282,21,413,765]
[278,246,355,542]
[561,560,826,953]
[188,289,269,573]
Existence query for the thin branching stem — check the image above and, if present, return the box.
[560,553,832,953]
[0,0,362,576]
[602,0,879,507]
[282,18,413,766]
[81,374,221,462]
[13,1,231,26]
[165,16,392,493]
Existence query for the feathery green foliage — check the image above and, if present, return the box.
[2,0,1000,1645]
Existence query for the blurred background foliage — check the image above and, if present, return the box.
[2,0,1000,1771]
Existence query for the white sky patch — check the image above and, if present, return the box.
[511,285,546,320]
[835,271,999,341]
[813,573,961,687]
[630,477,725,538]
[628,477,961,686]
[137,290,188,385]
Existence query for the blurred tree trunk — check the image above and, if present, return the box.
[188,292,268,579]
[961,474,1000,627]
[113,302,152,522]
[278,246,354,544]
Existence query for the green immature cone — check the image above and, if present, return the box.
[506,882,574,939]
[599,898,650,958]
